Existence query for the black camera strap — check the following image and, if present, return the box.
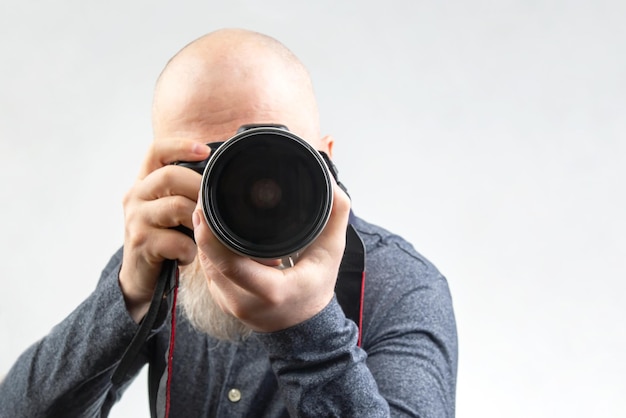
[319,151,366,342]
[336,223,366,345]
[111,258,179,385]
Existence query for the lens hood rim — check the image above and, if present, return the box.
[199,126,334,260]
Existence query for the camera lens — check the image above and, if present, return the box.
[200,127,333,259]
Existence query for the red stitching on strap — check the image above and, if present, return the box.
[357,271,365,347]
[164,269,179,418]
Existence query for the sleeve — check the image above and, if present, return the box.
[255,297,391,418]
[255,234,458,418]
[0,249,149,418]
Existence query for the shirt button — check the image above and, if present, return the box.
[228,388,242,403]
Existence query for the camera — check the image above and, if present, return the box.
[176,124,337,263]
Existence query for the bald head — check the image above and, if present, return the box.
[152,29,327,150]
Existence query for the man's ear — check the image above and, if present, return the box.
[320,134,335,159]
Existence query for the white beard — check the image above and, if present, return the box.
[178,258,252,342]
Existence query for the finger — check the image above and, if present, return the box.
[255,258,282,267]
[137,165,203,201]
[141,195,198,231]
[144,228,198,266]
[299,182,351,264]
[192,206,282,296]
[124,218,198,266]
[138,139,211,180]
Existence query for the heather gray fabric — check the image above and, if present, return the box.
[0,216,458,417]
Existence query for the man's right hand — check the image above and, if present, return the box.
[119,139,211,323]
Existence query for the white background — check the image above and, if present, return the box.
[1,1,625,417]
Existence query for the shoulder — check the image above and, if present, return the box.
[349,217,458,415]
[351,215,456,344]
[351,215,442,285]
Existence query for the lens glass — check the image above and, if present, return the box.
[207,133,330,257]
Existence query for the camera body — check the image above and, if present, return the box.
[176,124,337,261]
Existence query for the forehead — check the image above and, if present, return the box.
[155,81,317,145]
[152,42,319,144]
[157,89,293,138]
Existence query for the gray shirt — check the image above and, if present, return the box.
[0,216,458,417]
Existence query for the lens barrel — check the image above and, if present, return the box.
[199,126,333,259]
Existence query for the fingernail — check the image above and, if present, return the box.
[192,143,209,155]
[192,210,201,229]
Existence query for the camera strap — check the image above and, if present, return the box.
[319,150,366,344]
[111,258,179,386]
[336,222,366,346]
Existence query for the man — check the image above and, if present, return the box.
[0,29,458,417]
